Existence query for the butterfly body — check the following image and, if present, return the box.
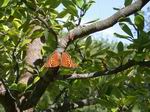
[44,50,77,68]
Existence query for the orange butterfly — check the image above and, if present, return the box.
[44,50,60,68]
[44,50,78,68]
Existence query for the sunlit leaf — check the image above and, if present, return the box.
[1,0,10,7]
[33,76,40,83]
[83,0,95,11]
[2,25,9,31]
[45,0,61,8]
[124,0,132,6]
[62,0,78,17]
[13,18,22,29]
[20,39,31,47]
[73,0,84,8]
[134,14,144,30]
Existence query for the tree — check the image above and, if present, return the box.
[0,0,150,111]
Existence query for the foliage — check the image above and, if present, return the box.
[0,0,150,111]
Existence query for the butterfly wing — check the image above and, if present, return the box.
[44,51,60,68]
[61,52,78,68]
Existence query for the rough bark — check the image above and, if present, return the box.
[19,37,44,85]
[0,0,149,111]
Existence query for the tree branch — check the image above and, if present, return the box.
[46,97,100,112]
[60,60,150,80]
[20,68,59,110]
[58,0,150,49]
[12,38,22,83]
[19,38,44,85]
[0,79,18,112]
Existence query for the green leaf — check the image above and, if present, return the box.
[83,0,95,11]
[111,87,122,97]
[133,53,146,61]
[118,17,133,25]
[12,18,22,29]
[20,39,31,47]
[134,14,144,30]
[52,24,63,30]
[57,9,68,18]
[44,29,57,51]
[85,36,92,49]
[114,33,130,39]
[17,83,27,92]
[3,35,9,42]
[9,83,18,91]
[50,9,59,19]
[73,0,84,8]
[21,17,30,32]
[124,0,132,6]
[107,50,118,59]
[113,7,120,11]
[2,25,9,31]
[117,41,124,52]
[9,83,26,92]
[62,0,78,17]
[119,22,133,37]
[1,0,10,7]
[132,104,141,112]
[45,0,61,8]
[124,96,137,105]
[33,76,40,84]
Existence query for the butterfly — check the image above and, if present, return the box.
[44,50,78,68]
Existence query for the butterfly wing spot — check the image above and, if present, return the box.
[44,50,60,68]
[61,52,78,68]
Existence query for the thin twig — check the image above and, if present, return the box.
[22,0,58,42]
[60,60,150,80]
[36,16,58,42]
[12,38,22,83]
[0,78,16,101]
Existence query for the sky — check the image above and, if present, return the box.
[81,0,150,43]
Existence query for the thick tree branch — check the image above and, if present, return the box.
[19,38,44,85]
[61,60,150,80]
[58,0,150,49]
[15,37,46,111]
[20,68,59,110]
